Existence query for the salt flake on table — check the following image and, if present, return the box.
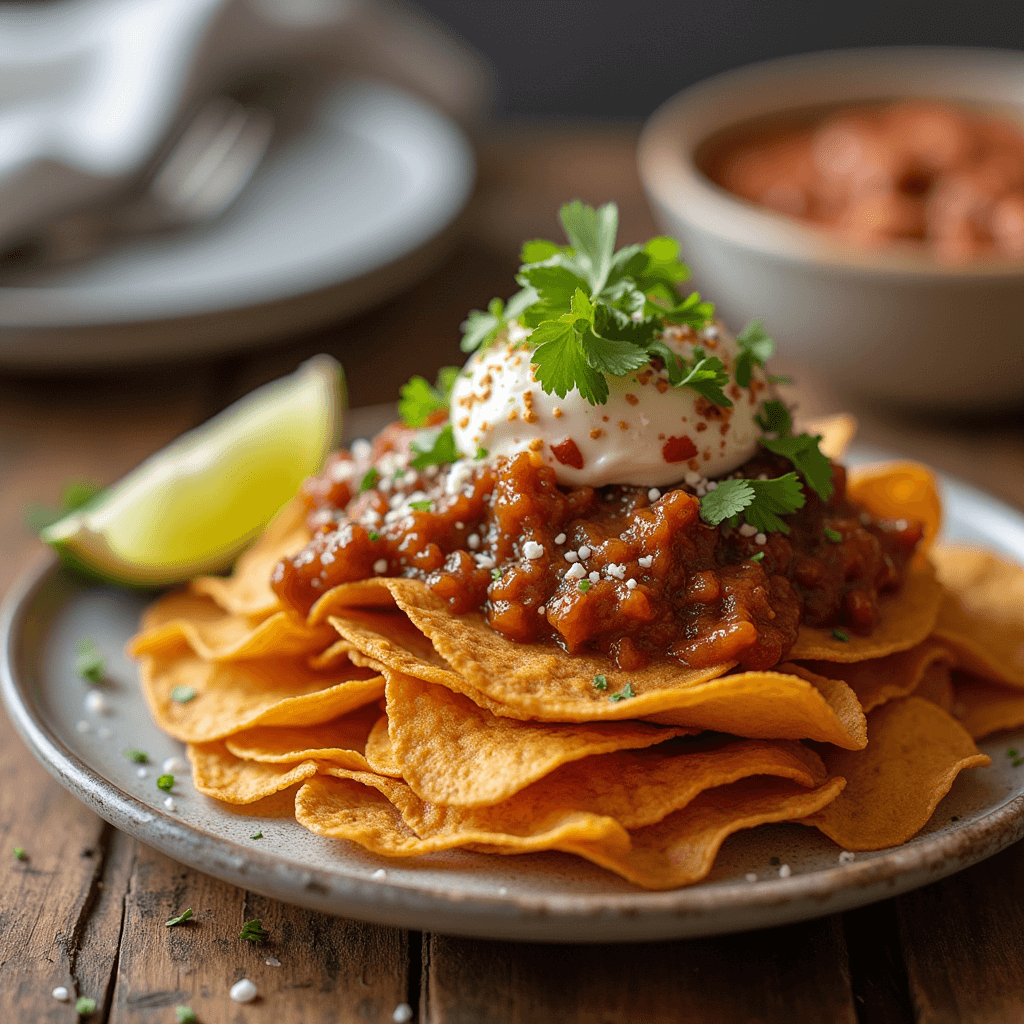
[230,978,257,1003]
[393,1003,414,1023]
[52,987,70,1001]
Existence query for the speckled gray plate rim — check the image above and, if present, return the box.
[4,447,1024,944]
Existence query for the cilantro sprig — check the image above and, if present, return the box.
[699,474,806,535]
[399,367,460,427]
[734,320,775,388]
[755,400,833,501]
[460,201,720,407]
[239,918,269,943]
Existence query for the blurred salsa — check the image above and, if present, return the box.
[703,99,1024,262]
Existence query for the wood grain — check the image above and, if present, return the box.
[897,841,1024,1024]
[424,916,857,1024]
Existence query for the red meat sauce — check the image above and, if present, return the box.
[274,422,922,673]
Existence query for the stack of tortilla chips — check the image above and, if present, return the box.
[128,438,1024,889]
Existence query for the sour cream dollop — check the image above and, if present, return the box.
[450,322,766,487]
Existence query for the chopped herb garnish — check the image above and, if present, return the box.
[409,423,460,470]
[399,367,460,427]
[734,320,775,388]
[699,473,805,535]
[13,846,26,860]
[75,997,96,1017]
[124,749,149,764]
[592,674,608,690]
[359,468,380,493]
[749,551,765,563]
[239,918,269,943]
[251,831,263,840]
[1015,758,1024,768]
[491,568,502,581]
[832,629,850,642]
[166,908,193,927]
[823,527,843,543]
[578,579,591,593]
[756,399,833,501]
[171,685,196,704]
[176,1008,198,1024]
[75,639,105,685]
[463,202,719,407]
[475,446,489,460]
[1008,748,1019,758]
[767,374,793,384]
[367,530,381,542]
[609,682,636,702]
[408,500,432,512]
[157,774,175,792]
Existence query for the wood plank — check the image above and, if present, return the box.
[897,841,1024,1024]
[424,915,857,1024]
[107,843,410,1023]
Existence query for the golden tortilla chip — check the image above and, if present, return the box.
[223,703,380,769]
[913,659,955,714]
[802,696,990,850]
[788,560,942,663]
[383,670,694,806]
[930,545,1024,689]
[190,495,311,617]
[128,590,337,662]
[139,645,384,742]
[804,413,858,460]
[796,639,955,714]
[189,741,320,803]
[365,715,404,776]
[313,581,865,746]
[847,461,942,550]
[309,637,359,671]
[950,672,1024,740]
[293,771,843,890]
[564,776,846,889]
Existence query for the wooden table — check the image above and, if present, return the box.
[3,128,1024,1023]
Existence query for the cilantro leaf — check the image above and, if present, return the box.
[531,319,608,405]
[833,628,850,642]
[761,433,834,501]
[592,674,608,690]
[520,239,563,263]
[460,290,538,353]
[157,774,174,792]
[699,473,805,534]
[755,399,792,435]
[75,997,96,1016]
[251,830,263,839]
[410,424,460,470]
[399,367,460,427]
[124,749,148,763]
[239,918,269,943]
[408,500,432,512]
[824,527,843,543]
[559,199,619,293]
[75,639,105,685]
[166,908,193,927]
[609,682,636,701]
[13,846,26,860]
[674,352,733,408]
[176,1009,198,1024]
[698,479,754,526]
[359,468,380,493]
[735,320,776,388]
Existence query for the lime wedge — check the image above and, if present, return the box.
[41,355,344,586]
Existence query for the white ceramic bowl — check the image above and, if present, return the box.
[638,47,1024,411]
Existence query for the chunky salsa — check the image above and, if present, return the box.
[273,422,922,673]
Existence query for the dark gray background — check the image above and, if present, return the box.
[411,0,1023,120]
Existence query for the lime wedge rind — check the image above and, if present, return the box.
[40,355,343,586]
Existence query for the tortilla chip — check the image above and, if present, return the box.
[788,560,942,663]
[128,591,337,662]
[950,673,1024,740]
[365,715,404,776]
[802,696,990,850]
[309,637,359,670]
[223,703,380,769]
[383,670,695,806]
[930,546,1024,689]
[189,741,320,803]
[294,771,843,890]
[804,413,858,460]
[565,776,846,889]
[796,639,955,714]
[191,495,311,617]
[847,461,942,550]
[913,659,955,713]
[139,646,384,742]
[312,581,865,746]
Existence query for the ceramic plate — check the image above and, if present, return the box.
[4,446,1024,943]
[0,80,474,368]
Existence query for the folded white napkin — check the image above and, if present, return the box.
[0,0,483,251]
